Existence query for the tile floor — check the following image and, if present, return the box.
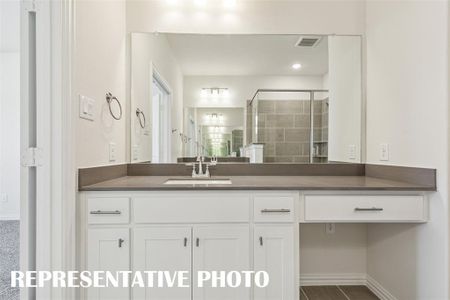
[301,285,379,300]
[0,221,20,300]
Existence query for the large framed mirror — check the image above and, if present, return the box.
[130,33,362,164]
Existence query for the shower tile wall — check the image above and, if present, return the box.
[231,129,244,154]
[256,99,328,163]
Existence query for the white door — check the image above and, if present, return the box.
[133,227,191,300]
[193,225,250,300]
[87,228,130,300]
[151,74,171,163]
[253,226,295,300]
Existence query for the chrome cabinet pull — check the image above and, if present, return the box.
[261,209,291,213]
[354,207,384,212]
[196,238,199,247]
[184,237,188,247]
[118,238,125,248]
[259,236,263,246]
[90,210,121,215]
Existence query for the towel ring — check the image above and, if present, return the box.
[136,108,146,128]
[106,92,122,120]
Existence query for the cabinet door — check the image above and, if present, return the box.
[87,228,130,300]
[133,227,191,300]
[193,225,250,300]
[254,226,295,300]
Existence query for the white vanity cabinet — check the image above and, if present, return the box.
[133,227,192,300]
[79,191,299,300]
[253,226,295,300]
[86,228,130,300]
[79,190,427,300]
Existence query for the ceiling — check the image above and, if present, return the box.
[165,34,328,76]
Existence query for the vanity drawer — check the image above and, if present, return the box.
[254,195,295,223]
[133,194,250,223]
[87,197,130,224]
[303,194,426,222]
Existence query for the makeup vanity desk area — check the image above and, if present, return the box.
[77,163,436,300]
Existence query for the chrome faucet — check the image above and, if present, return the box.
[210,155,218,166]
[191,156,210,178]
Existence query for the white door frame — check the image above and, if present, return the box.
[151,65,172,163]
[20,0,76,299]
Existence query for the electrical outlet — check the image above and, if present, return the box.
[109,142,117,162]
[326,223,335,234]
[0,193,8,203]
[348,144,356,160]
[132,145,139,161]
[380,143,389,161]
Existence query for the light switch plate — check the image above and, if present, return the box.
[79,95,95,121]
[348,144,356,160]
[132,145,139,161]
[109,142,117,162]
[380,143,389,161]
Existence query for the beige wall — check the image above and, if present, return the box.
[300,224,368,280]
[127,0,365,35]
[365,1,449,299]
[75,0,127,167]
[0,0,20,219]
[328,35,362,163]
[130,33,184,163]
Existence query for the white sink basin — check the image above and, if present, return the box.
[164,178,232,185]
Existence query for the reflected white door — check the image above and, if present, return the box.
[151,75,171,163]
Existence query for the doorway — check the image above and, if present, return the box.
[151,70,171,163]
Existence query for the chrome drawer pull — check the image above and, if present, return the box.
[90,210,122,215]
[354,207,384,212]
[261,209,291,213]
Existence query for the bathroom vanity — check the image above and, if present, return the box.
[77,163,435,300]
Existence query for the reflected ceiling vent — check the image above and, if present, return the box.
[295,36,322,48]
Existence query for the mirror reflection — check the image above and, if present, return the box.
[130,33,361,164]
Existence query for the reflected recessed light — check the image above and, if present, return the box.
[223,0,236,8]
[292,63,302,70]
[194,0,207,6]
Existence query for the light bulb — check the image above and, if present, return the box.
[292,63,302,70]
[194,0,207,6]
[223,0,236,8]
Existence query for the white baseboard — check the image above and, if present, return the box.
[0,214,20,221]
[300,273,367,286]
[366,275,398,300]
[300,273,397,300]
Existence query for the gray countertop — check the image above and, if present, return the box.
[79,175,435,191]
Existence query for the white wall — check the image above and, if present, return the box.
[328,35,362,163]
[127,0,365,35]
[131,33,184,163]
[300,224,368,281]
[0,0,20,220]
[184,75,325,108]
[75,0,127,168]
[366,1,449,299]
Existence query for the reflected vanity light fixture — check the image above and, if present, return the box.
[200,88,229,98]
[194,0,207,6]
[292,63,302,70]
[223,0,236,8]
